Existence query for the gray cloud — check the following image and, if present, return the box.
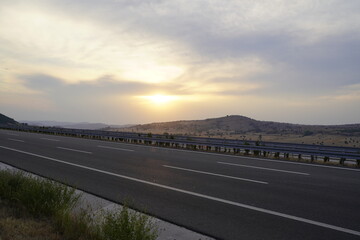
[20,73,200,99]
[43,0,360,89]
[2,0,360,124]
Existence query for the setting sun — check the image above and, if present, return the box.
[139,94,179,105]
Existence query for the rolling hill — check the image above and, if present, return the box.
[20,120,135,130]
[0,113,18,125]
[119,115,360,136]
[116,115,360,147]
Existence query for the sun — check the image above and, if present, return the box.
[138,94,179,105]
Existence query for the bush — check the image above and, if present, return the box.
[303,131,314,136]
[0,170,158,240]
[244,142,250,154]
[55,208,101,240]
[0,170,79,217]
[101,206,158,240]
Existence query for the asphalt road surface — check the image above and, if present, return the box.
[1,129,360,240]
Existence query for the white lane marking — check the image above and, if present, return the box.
[6,133,19,136]
[56,147,92,154]
[0,145,359,237]
[41,138,60,142]
[163,165,268,184]
[107,142,360,172]
[98,145,134,152]
[3,128,354,172]
[8,138,24,143]
[218,162,309,176]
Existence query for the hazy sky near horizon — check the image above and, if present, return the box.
[1,0,360,125]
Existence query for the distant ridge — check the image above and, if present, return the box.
[0,113,18,125]
[21,120,134,130]
[118,115,360,137]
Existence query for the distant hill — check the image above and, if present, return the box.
[118,115,360,137]
[0,113,18,125]
[21,120,134,130]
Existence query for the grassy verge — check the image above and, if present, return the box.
[0,201,63,240]
[0,169,158,240]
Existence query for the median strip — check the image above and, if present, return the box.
[163,165,268,184]
[56,147,92,154]
[0,145,359,237]
[98,145,134,152]
[218,161,310,175]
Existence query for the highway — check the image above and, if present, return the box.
[0,129,360,240]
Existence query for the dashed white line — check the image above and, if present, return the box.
[56,147,92,154]
[0,145,359,237]
[8,138,24,143]
[98,145,134,152]
[1,129,359,172]
[41,138,60,142]
[163,165,268,184]
[107,142,360,172]
[218,162,310,175]
[6,133,19,136]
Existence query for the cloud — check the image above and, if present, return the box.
[320,83,360,101]
[1,0,360,124]
[20,74,156,95]
[0,1,186,84]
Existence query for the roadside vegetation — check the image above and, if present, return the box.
[0,170,158,240]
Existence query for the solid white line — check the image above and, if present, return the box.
[0,145,359,237]
[163,165,268,184]
[8,138,24,143]
[98,145,134,152]
[107,142,360,172]
[41,138,60,142]
[57,147,92,154]
[218,162,309,175]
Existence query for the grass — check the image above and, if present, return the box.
[102,205,158,240]
[0,169,158,240]
[0,170,79,218]
[0,202,63,240]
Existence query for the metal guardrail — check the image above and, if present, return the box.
[1,124,359,166]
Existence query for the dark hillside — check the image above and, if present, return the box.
[0,113,18,125]
[119,115,360,137]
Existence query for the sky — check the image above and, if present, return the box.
[1,0,360,125]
